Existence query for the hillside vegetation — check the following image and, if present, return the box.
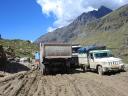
[0,39,38,58]
[72,4,128,46]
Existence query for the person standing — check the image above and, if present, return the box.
[34,51,40,69]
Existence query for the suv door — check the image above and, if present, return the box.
[89,53,96,69]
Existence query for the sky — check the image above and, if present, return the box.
[0,0,55,41]
[0,0,128,41]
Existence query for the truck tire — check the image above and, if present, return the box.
[98,66,103,75]
[66,61,71,73]
[40,64,45,75]
[82,65,87,72]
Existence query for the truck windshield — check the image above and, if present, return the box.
[94,52,113,58]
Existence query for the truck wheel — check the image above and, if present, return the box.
[82,66,87,72]
[40,64,45,75]
[98,66,103,75]
[45,67,50,75]
[66,60,71,73]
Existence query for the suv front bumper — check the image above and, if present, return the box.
[103,65,125,72]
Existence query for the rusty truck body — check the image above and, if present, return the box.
[39,43,72,74]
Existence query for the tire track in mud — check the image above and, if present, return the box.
[17,70,43,96]
[0,70,37,96]
[74,72,128,96]
[0,70,128,96]
[63,73,116,96]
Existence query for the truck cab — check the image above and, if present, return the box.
[88,50,125,75]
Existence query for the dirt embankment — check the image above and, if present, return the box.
[0,69,128,96]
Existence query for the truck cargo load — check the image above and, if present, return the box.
[78,45,106,53]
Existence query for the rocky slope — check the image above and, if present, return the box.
[0,39,38,58]
[73,4,128,47]
[35,6,112,43]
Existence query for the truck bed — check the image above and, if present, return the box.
[40,43,72,59]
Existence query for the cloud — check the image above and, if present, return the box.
[47,26,57,32]
[37,0,128,32]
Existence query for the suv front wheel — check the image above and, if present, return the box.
[98,66,103,75]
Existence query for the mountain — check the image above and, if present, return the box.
[34,4,128,63]
[73,4,128,47]
[35,6,112,43]
[73,4,128,63]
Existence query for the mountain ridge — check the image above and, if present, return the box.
[35,6,112,43]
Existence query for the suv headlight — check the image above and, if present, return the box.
[102,62,109,66]
[103,62,108,64]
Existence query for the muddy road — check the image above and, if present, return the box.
[0,69,128,96]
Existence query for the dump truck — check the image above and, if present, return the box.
[72,45,125,75]
[39,43,72,74]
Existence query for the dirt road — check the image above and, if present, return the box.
[0,69,128,96]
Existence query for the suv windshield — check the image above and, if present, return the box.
[94,52,113,58]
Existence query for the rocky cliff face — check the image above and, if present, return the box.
[35,6,112,44]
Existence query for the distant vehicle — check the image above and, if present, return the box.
[72,45,125,75]
[39,43,72,74]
